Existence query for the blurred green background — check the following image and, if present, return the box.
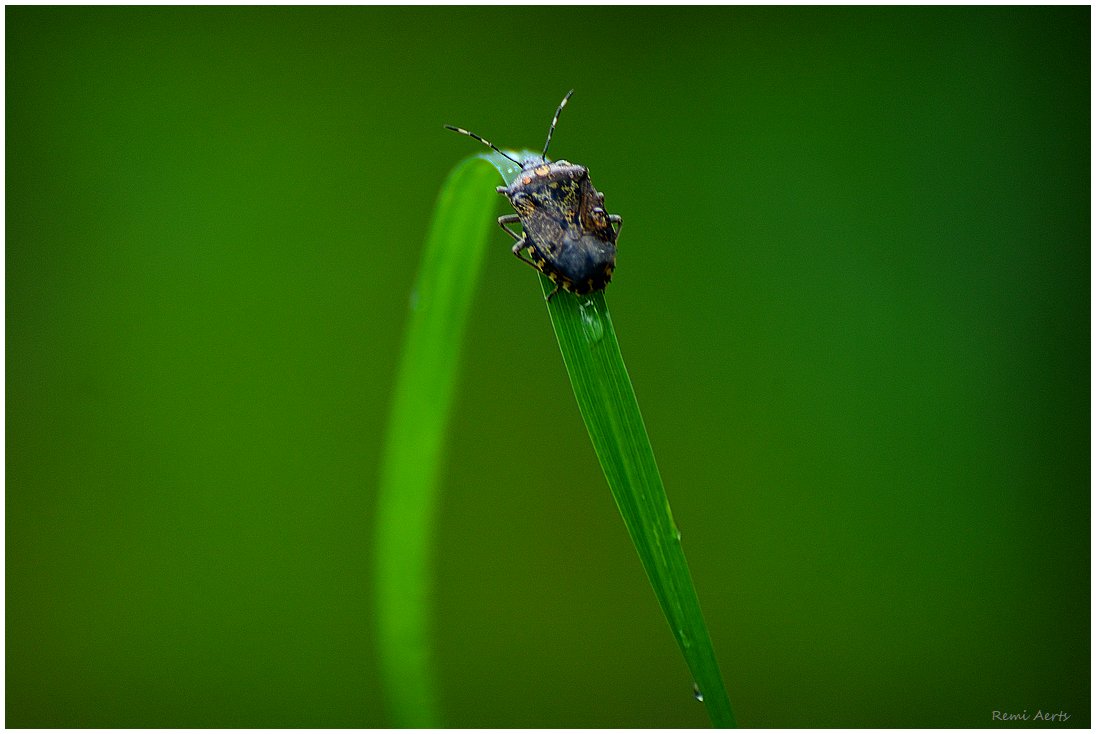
[7,6,1089,728]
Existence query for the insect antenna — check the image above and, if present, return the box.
[443,125,521,166]
[541,89,574,161]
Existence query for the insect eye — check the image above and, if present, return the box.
[591,207,608,226]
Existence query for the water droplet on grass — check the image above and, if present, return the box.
[579,300,604,343]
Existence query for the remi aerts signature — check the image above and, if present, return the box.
[992,710,1071,722]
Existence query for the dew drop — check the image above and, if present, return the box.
[579,300,604,343]
[693,683,704,702]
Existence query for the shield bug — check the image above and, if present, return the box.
[445,90,622,301]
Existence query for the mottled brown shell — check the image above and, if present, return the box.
[501,159,618,294]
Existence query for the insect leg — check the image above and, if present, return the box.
[500,216,548,271]
[510,241,544,272]
[500,224,546,272]
[498,214,523,243]
[512,242,567,303]
[609,214,623,236]
[500,216,558,290]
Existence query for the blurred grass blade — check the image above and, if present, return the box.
[373,152,522,727]
[376,151,735,728]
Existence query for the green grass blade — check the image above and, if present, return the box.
[376,151,735,728]
[373,153,517,727]
[488,158,737,728]
[537,285,737,728]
